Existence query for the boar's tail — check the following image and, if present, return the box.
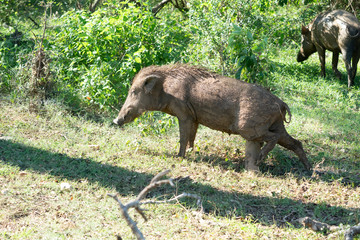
[277,102,292,123]
[283,103,292,124]
[347,26,360,38]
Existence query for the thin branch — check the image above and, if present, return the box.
[28,16,40,28]
[136,179,174,201]
[108,194,145,240]
[108,170,203,240]
[150,169,171,184]
[39,3,50,54]
[152,0,172,16]
[298,216,339,232]
[141,192,203,212]
[89,0,103,13]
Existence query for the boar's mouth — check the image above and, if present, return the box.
[113,108,142,127]
[296,51,308,62]
[113,117,125,126]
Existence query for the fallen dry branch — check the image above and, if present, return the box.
[298,216,339,232]
[108,169,203,240]
[344,224,360,240]
[299,217,360,240]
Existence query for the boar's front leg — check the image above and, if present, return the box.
[177,119,198,157]
[245,141,262,172]
[316,46,327,78]
[188,122,199,149]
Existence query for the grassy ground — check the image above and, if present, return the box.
[1,49,360,239]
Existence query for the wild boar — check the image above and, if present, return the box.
[113,64,312,171]
[297,9,360,87]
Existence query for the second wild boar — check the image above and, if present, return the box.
[113,64,312,171]
[297,9,360,87]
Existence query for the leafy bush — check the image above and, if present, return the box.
[184,0,240,74]
[50,3,190,111]
[183,0,306,81]
[228,24,274,82]
[0,37,34,96]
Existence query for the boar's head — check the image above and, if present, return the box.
[297,25,317,62]
[113,73,163,126]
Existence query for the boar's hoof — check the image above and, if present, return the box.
[257,153,266,165]
[176,152,185,158]
[245,159,260,172]
[304,162,312,172]
[334,70,342,80]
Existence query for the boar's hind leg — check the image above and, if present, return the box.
[278,132,312,170]
[332,51,342,79]
[177,119,198,157]
[257,132,281,165]
[350,52,360,87]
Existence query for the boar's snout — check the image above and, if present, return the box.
[113,110,129,126]
[296,51,308,62]
[113,106,142,127]
[113,116,125,127]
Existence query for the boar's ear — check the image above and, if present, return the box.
[143,75,161,94]
[301,25,309,34]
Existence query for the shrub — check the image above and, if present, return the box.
[49,3,190,111]
[228,24,276,83]
[0,37,34,96]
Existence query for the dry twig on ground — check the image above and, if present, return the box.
[299,217,360,240]
[108,169,203,240]
[344,224,360,240]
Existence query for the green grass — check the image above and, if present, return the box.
[1,49,360,239]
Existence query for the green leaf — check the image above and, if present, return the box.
[246,30,253,42]
[134,57,141,64]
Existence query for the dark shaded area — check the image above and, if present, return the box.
[174,176,359,228]
[2,139,358,231]
[0,139,152,195]
[186,146,360,188]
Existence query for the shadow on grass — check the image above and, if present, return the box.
[0,139,153,195]
[151,151,360,228]
[175,176,359,228]
[191,147,360,188]
[136,133,360,189]
[1,139,359,230]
